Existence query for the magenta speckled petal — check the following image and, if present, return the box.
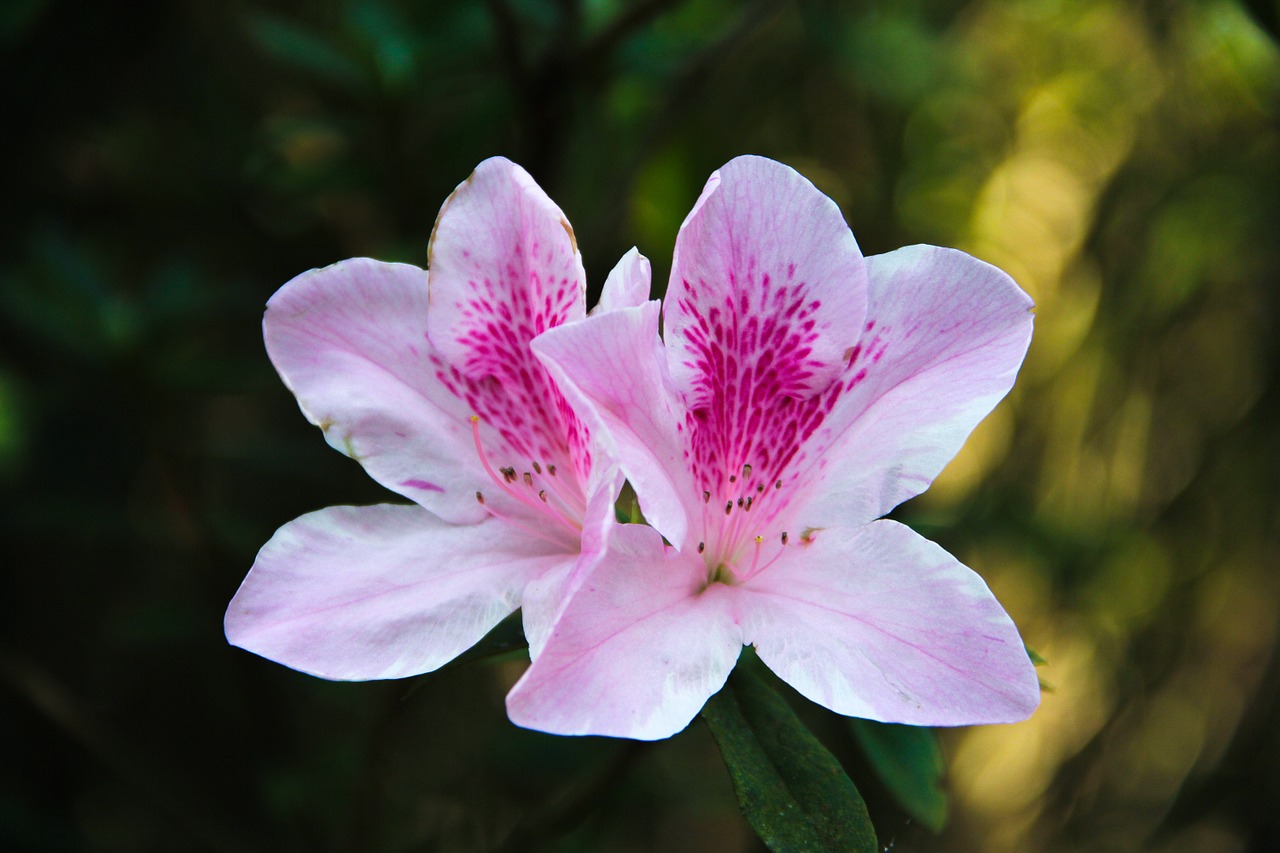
[426,157,591,483]
[238,158,624,685]
[506,525,742,740]
[662,157,870,552]
[525,157,1039,737]
[740,520,1040,725]
[666,158,867,405]
[784,246,1035,529]
[226,504,572,681]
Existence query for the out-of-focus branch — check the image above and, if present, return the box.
[580,0,686,71]
[0,643,259,852]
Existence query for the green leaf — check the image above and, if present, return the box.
[701,667,877,853]
[849,719,948,833]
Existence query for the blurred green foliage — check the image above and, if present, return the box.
[1,0,1278,850]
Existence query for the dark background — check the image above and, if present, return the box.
[2,0,1278,850]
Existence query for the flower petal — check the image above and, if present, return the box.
[533,301,698,549]
[506,524,743,740]
[785,246,1034,528]
[662,156,870,527]
[521,459,625,659]
[225,504,571,680]
[426,157,591,481]
[740,520,1040,726]
[666,155,867,403]
[593,247,652,314]
[264,258,489,524]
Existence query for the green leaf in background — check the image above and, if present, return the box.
[849,718,948,833]
[701,666,877,853]
[245,12,372,95]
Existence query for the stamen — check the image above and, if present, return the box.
[742,463,752,480]
[538,489,547,502]
[781,531,789,545]
[704,490,711,503]
[523,471,534,487]
[725,501,733,516]
[749,535,764,576]
[729,474,737,483]
[533,461,543,474]
[470,416,510,494]
[775,479,782,489]
[547,464,557,476]
[476,491,485,504]
[745,496,754,511]
[470,414,577,530]
[697,541,705,554]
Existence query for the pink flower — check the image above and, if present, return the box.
[507,156,1041,740]
[225,157,639,678]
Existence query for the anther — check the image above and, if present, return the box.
[533,461,542,474]
[523,472,534,487]
[749,535,765,577]
[737,497,744,508]
[476,491,485,504]
[704,490,711,503]
[743,464,752,479]
[775,479,782,489]
[729,474,737,483]
[538,490,547,502]
[547,464,557,476]
[745,496,754,511]
[781,531,788,545]
[502,466,516,482]
[697,541,705,554]
[725,501,733,516]
[757,483,765,493]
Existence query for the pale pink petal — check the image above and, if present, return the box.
[533,301,699,549]
[521,460,625,659]
[506,525,743,740]
[225,504,572,680]
[782,246,1035,529]
[593,247,651,314]
[265,258,490,525]
[660,156,870,542]
[739,520,1039,726]
[425,157,592,483]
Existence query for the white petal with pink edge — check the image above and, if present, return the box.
[225,503,573,681]
[265,258,490,525]
[594,247,652,314]
[739,519,1040,726]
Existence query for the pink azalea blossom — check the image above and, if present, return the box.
[225,157,639,679]
[507,156,1041,740]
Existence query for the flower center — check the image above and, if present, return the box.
[695,461,793,588]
